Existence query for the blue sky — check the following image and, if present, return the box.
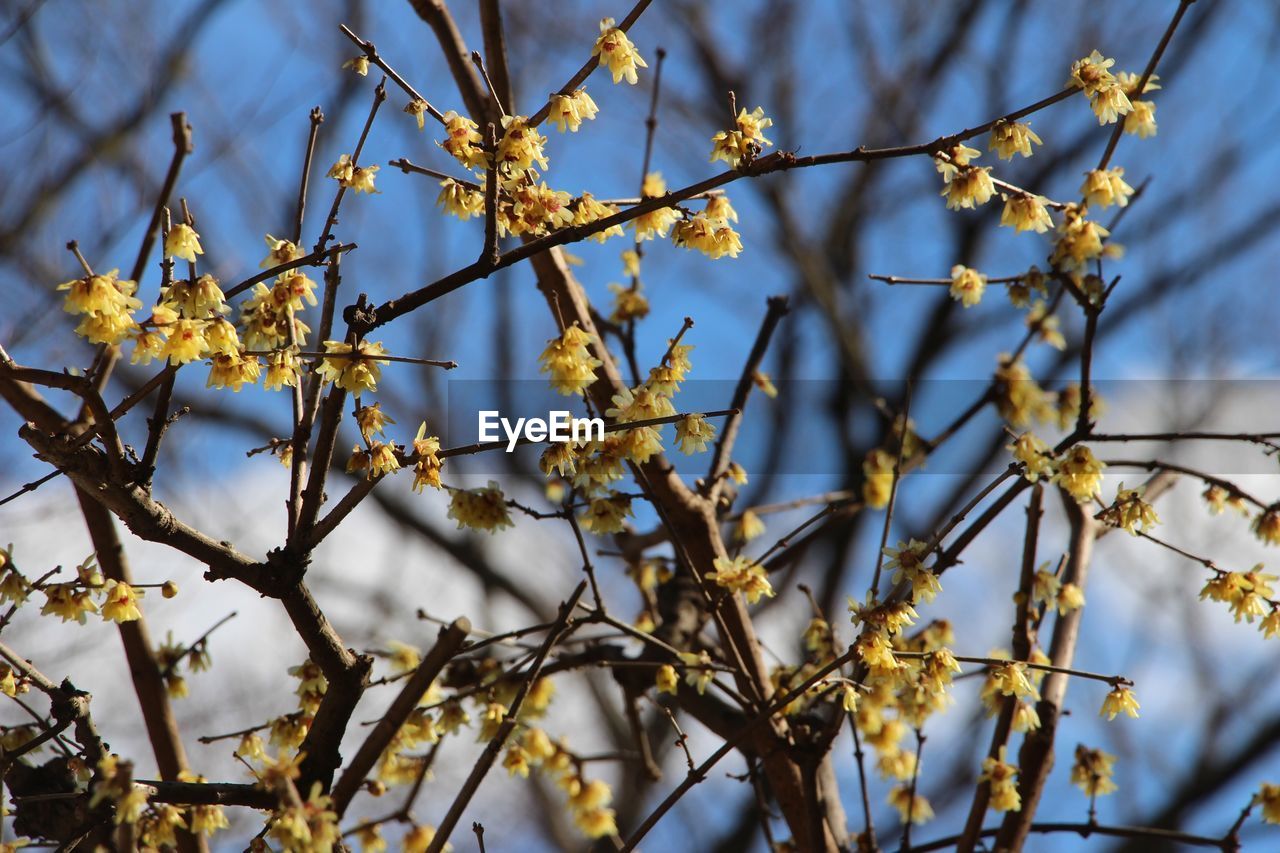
[3,0,1280,849]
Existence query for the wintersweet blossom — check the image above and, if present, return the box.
[949,265,986,307]
[317,339,390,394]
[592,18,647,85]
[165,223,203,263]
[988,120,1042,160]
[548,89,599,132]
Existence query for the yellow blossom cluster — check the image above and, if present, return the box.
[1201,567,1279,633]
[317,339,390,394]
[710,106,774,169]
[1071,744,1118,798]
[706,555,774,604]
[447,481,514,533]
[1068,50,1134,125]
[1098,483,1160,535]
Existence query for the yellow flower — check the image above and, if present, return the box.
[1099,483,1160,535]
[165,273,228,319]
[164,223,204,263]
[862,448,895,509]
[497,115,549,174]
[263,348,300,391]
[1008,432,1053,482]
[272,271,318,311]
[1091,85,1134,125]
[1001,193,1053,233]
[607,282,649,323]
[1052,445,1105,503]
[539,323,601,396]
[355,403,395,442]
[404,98,429,130]
[1081,167,1135,209]
[437,179,485,221]
[1071,744,1118,797]
[41,583,98,624]
[949,265,986,307]
[503,744,531,777]
[674,413,717,454]
[672,213,741,259]
[655,664,679,695]
[1124,100,1158,138]
[679,650,714,694]
[447,482,513,533]
[707,555,774,604]
[989,662,1039,701]
[710,107,774,168]
[130,323,167,363]
[100,580,143,623]
[884,539,940,604]
[549,89,599,132]
[934,143,981,182]
[161,319,209,365]
[574,193,624,242]
[1258,783,1280,824]
[1100,685,1140,720]
[580,495,633,535]
[592,17,647,85]
[342,55,369,76]
[1056,582,1085,615]
[261,235,303,270]
[235,732,266,762]
[734,509,766,544]
[631,172,679,240]
[206,350,261,392]
[317,339,390,394]
[752,371,778,399]
[980,748,1021,812]
[368,442,401,478]
[888,785,934,824]
[403,824,449,853]
[1052,204,1110,271]
[853,629,902,677]
[328,154,378,193]
[941,165,995,210]
[1068,50,1119,96]
[439,111,488,171]
[988,120,1042,160]
[57,269,141,317]
[1253,510,1280,546]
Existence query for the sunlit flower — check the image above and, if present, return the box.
[1124,100,1158,138]
[707,555,774,604]
[101,580,143,623]
[941,166,995,210]
[342,56,369,76]
[447,482,513,533]
[1001,193,1053,233]
[989,120,1042,160]
[980,747,1021,812]
[1081,167,1135,209]
[207,350,261,392]
[497,115,549,174]
[317,339,390,394]
[1052,445,1105,503]
[949,264,986,307]
[592,17,647,85]
[1100,685,1140,720]
[888,785,934,824]
[710,107,774,168]
[549,89,599,132]
[1072,744,1118,797]
[165,223,204,263]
